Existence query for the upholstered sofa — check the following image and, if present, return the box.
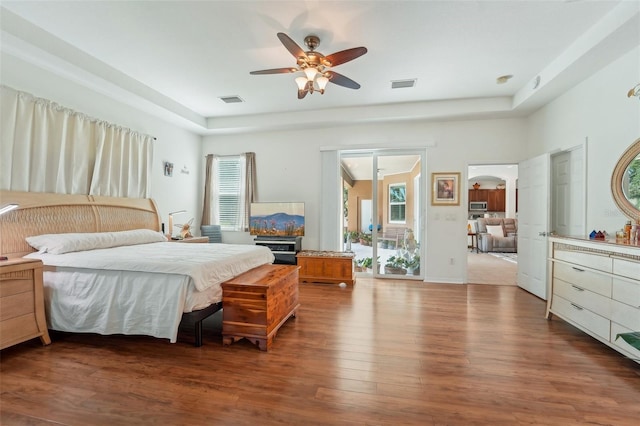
[475,218,517,253]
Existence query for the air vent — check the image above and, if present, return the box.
[219,96,244,104]
[532,76,541,90]
[391,79,416,89]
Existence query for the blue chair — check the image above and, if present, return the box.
[200,225,222,243]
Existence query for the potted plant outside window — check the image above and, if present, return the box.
[359,233,372,246]
[355,256,380,273]
[384,256,407,275]
[404,253,420,275]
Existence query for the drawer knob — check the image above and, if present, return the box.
[572,267,585,272]
[570,303,584,311]
[571,285,585,292]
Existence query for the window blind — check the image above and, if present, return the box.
[214,155,246,231]
[389,183,406,223]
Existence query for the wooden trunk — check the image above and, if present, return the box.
[296,251,355,286]
[222,264,299,351]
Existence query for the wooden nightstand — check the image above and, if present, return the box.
[0,258,51,349]
[168,236,210,243]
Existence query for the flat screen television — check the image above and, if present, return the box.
[250,202,305,236]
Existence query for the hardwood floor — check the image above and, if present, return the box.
[1,279,639,425]
[467,251,517,286]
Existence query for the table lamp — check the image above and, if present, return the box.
[167,210,186,239]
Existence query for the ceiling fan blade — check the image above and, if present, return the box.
[324,47,368,67]
[250,67,296,75]
[326,71,361,89]
[277,32,306,59]
[298,89,308,99]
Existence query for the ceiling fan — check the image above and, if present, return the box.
[250,32,367,99]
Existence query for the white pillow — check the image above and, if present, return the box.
[26,229,167,254]
[485,225,505,238]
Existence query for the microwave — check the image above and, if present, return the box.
[469,201,487,211]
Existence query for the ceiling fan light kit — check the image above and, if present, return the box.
[496,74,513,84]
[250,32,367,99]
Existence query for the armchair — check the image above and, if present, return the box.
[476,218,517,253]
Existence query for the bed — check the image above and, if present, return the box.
[0,190,274,345]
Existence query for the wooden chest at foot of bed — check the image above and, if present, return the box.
[296,250,355,286]
[221,264,299,351]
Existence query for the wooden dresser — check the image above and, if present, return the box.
[296,250,355,286]
[221,264,299,351]
[1,258,51,349]
[547,237,639,362]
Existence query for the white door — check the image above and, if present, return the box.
[518,153,550,300]
[551,146,586,237]
[552,152,571,236]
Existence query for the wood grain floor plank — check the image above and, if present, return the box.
[1,280,639,425]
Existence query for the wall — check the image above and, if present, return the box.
[527,46,640,235]
[8,43,633,284]
[346,180,376,234]
[203,117,528,284]
[0,53,203,233]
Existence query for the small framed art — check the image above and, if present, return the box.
[431,172,460,206]
[164,162,174,177]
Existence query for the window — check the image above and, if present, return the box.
[389,183,406,223]
[213,155,246,231]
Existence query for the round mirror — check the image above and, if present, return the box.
[611,137,640,221]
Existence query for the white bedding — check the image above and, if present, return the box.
[25,242,274,342]
[26,242,274,291]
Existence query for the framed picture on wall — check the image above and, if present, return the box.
[431,172,460,206]
[164,162,174,177]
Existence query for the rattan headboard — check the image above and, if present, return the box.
[0,190,161,258]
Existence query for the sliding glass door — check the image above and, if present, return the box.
[341,149,424,279]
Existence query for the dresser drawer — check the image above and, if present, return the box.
[553,278,610,319]
[0,291,35,321]
[551,295,610,340]
[0,258,51,350]
[612,257,640,281]
[0,273,35,297]
[553,250,612,273]
[0,315,40,347]
[553,261,612,297]
[610,322,640,361]
[610,299,640,331]
[612,276,640,308]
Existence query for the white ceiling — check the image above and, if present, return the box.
[1,1,638,135]
[341,154,421,180]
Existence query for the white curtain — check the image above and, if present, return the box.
[0,85,153,197]
[243,152,257,231]
[1,86,95,194]
[90,125,153,198]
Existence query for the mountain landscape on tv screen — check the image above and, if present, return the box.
[250,212,305,236]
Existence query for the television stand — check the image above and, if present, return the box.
[254,236,302,265]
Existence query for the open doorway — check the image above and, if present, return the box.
[467,164,518,285]
[341,150,424,280]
